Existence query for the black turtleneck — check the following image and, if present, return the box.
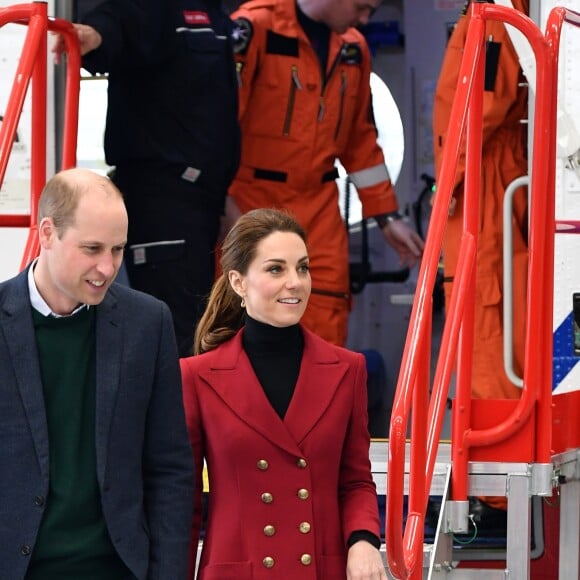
[242,315,304,419]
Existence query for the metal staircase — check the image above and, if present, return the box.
[381,4,580,579]
[371,439,580,579]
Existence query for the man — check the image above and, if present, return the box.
[0,168,194,580]
[228,0,424,346]
[53,0,241,357]
[433,0,529,516]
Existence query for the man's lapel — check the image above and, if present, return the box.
[94,288,123,487]
[1,271,50,477]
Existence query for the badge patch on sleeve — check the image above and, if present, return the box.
[340,43,362,65]
[183,11,210,25]
[232,17,253,54]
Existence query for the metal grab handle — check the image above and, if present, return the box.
[503,174,529,388]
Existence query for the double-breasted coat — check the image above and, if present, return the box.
[181,326,380,579]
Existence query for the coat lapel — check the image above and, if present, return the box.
[1,270,49,477]
[199,332,303,457]
[199,328,348,454]
[94,288,123,487]
[283,329,348,445]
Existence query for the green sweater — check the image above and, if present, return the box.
[26,308,131,580]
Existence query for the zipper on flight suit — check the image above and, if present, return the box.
[318,46,343,122]
[283,65,302,136]
[235,61,244,88]
[334,71,347,139]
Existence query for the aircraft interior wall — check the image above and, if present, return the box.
[0,1,463,415]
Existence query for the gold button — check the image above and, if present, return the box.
[296,458,307,468]
[261,492,273,503]
[300,553,312,565]
[299,521,311,534]
[297,488,309,500]
[257,459,269,470]
[262,556,275,568]
[263,524,276,536]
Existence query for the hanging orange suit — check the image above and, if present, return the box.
[433,0,529,401]
[230,0,400,346]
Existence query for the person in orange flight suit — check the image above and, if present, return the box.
[433,0,529,513]
[227,0,424,346]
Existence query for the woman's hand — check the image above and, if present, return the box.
[346,540,388,579]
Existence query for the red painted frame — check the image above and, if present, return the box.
[0,1,80,269]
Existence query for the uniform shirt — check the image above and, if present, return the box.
[81,0,240,212]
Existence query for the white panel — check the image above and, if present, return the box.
[0,228,28,282]
[0,1,32,215]
[553,234,580,330]
[553,364,580,395]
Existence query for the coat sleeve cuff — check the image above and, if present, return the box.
[347,530,381,549]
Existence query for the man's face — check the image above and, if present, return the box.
[322,0,382,33]
[37,189,128,315]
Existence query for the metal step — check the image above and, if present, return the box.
[368,440,557,579]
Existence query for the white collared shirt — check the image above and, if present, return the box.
[27,259,88,317]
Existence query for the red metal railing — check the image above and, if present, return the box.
[543,7,580,458]
[0,1,80,269]
[385,4,558,578]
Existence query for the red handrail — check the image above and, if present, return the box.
[542,5,580,460]
[386,7,487,576]
[386,4,555,578]
[453,2,554,501]
[0,1,80,269]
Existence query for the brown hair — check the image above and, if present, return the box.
[194,208,307,354]
[38,168,122,237]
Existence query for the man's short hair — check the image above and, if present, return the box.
[37,169,122,237]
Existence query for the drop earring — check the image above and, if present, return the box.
[240,297,246,308]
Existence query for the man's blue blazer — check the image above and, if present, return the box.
[0,269,194,580]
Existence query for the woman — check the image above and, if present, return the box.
[181,208,386,579]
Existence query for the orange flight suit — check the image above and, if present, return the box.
[434,0,529,512]
[230,0,400,346]
[433,0,529,401]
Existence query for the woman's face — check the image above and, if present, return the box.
[229,231,311,327]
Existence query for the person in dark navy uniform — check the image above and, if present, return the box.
[54,0,241,357]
